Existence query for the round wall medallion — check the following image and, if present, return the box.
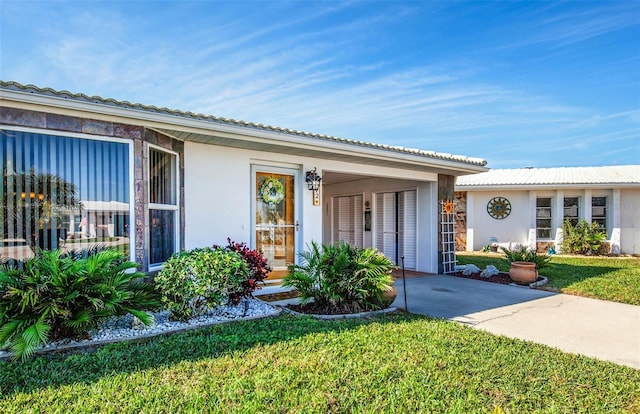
[487,197,511,219]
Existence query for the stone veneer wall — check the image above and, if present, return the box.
[454,191,467,251]
[0,107,185,272]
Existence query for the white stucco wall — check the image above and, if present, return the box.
[462,187,640,255]
[184,141,441,270]
[620,189,640,254]
[183,142,320,252]
[467,191,530,250]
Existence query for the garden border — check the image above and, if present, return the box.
[0,308,282,361]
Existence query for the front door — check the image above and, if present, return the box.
[255,170,297,279]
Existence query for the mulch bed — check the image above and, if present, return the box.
[453,271,545,286]
[254,290,301,302]
[286,303,372,315]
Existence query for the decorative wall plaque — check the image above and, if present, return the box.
[487,197,511,219]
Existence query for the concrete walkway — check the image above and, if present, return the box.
[392,275,640,369]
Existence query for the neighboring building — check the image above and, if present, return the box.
[455,166,640,255]
[1,81,487,275]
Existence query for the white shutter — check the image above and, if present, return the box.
[332,197,340,243]
[333,195,363,247]
[374,191,416,268]
[353,195,363,247]
[375,194,384,251]
[338,196,352,244]
[401,190,417,269]
[375,192,397,263]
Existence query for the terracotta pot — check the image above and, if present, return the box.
[380,281,398,308]
[509,261,538,285]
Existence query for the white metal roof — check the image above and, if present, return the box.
[0,81,488,175]
[456,165,640,189]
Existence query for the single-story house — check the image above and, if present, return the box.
[454,166,640,255]
[1,81,488,276]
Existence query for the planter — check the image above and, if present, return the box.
[509,261,538,285]
[380,280,398,308]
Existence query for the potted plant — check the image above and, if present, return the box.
[501,244,550,285]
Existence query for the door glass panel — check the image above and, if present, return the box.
[255,172,295,274]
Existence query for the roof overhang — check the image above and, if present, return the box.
[455,183,640,191]
[1,85,488,176]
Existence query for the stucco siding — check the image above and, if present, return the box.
[620,189,640,255]
[183,141,441,270]
[468,191,530,250]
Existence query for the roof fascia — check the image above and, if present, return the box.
[455,183,640,191]
[1,88,488,175]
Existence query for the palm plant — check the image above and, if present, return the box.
[561,219,607,255]
[0,249,160,360]
[501,244,551,269]
[284,242,396,314]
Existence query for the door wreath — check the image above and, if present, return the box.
[260,177,285,206]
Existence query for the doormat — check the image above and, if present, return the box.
[255,290,301,302]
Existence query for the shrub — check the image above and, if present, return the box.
[0,249,159,361]
[284,241,396,314]
[501,244,550,269]
[155,247,249,321]
[214,238,271,304]
[561,219,607,255]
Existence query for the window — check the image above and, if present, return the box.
[1,128,131,262]
[148,147,178,267]
[592,196,607,234]
[564,197,579,226]
[536,198,552,239]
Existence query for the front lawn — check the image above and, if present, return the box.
[2,314,638,413]
[456,252,640,305]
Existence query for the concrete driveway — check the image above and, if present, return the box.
[392,275,640,369]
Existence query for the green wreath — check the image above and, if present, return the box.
[260,177,285,205]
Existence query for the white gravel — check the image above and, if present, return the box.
[0,298,280,358]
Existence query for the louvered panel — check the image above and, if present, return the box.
[402,190,417,269]
[332,197,339,243]
[375,192,396,262]
[353,195,363,247]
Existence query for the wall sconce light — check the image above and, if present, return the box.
[305,167,322,206]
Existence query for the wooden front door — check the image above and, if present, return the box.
[255,171,296,279]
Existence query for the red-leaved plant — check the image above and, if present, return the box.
[214,238,271,304]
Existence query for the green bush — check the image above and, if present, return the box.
[501,244,550,269]
[561,219,607,255]
[284,241,396,314]
[155,247,249,321]
[0,249,159,361]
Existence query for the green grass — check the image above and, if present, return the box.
[456,252,640,305]
[1,314,639,413]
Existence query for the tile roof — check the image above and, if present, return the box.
[456,165,640,188]
[0,81,487,167]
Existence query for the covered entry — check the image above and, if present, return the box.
[322,170,436,274]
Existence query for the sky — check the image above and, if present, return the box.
[1,1,639,169]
